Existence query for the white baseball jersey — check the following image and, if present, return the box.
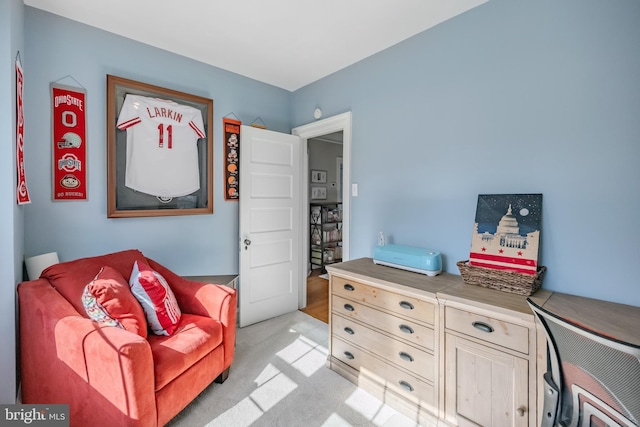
[117,94,206,197]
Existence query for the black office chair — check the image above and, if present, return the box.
[527,298,640,427]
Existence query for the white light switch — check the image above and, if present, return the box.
[352,183,358,197]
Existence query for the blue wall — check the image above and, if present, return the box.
[0,0,25,404]
[21,0,640,309]
[292,0,640,306]
[23,8,291,275]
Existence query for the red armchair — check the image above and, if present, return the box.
[18,249,236,427]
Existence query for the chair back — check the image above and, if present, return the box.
[527,298,640,427]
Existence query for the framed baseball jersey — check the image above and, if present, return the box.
[117,94,205,198]
[106,75,213,218]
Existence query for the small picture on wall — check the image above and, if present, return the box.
[311,170,327,183]
[311,187,327,200]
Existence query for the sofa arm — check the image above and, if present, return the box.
[146,259,237,368]
[18,280,157,427]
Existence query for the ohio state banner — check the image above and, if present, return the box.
[51,83,87,200]
[16,57,31,205]
[223,117,241,200]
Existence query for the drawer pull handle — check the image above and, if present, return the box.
[517,407,527,417]
[399,352,414,362]
[344,304,355,312]
[399,324,414,334]
[472,321,494,333]
[343,283,355,291]
[344,327,355,335]
[398,380,414,392]
[399,301,414,310]
[344,351,355,360]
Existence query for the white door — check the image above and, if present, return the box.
[239,125,302,327]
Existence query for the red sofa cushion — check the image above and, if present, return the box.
[42,249,147,315]
[82,266,148,339]
[148,313,223,391]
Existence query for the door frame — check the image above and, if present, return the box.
[292,112,352,308]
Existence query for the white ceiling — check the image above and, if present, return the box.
[24,0,488,92]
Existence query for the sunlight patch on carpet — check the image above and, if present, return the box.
[321,413,352,426]
[206,366,297,426]
[254,363,280,387]
[277,334,328,377]
[291,343,328,377]
[346,388,405,426]
[204,396,262,427]
[172,311,425,427]
[251,371,297,411]
[276,335,315,363]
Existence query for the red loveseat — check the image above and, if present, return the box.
[18,249,236,427]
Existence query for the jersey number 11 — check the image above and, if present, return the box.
[158,124,173,149]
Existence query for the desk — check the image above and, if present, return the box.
[183,275,238,290]
[541,292,640,346]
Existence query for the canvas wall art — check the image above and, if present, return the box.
[469,194,542,275]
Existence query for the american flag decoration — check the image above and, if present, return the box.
[469,194,542,275]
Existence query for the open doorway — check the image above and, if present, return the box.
[302,131,343,323]
[292,112,352,319]
[308,131,343,276]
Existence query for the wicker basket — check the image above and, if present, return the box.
[456,260,546,296]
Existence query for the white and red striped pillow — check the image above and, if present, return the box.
[129,260,181,336]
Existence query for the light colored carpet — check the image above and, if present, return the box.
[166,310,422,427]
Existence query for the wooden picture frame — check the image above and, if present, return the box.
[106,75,213,218]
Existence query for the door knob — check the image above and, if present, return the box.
[244,238,251,250]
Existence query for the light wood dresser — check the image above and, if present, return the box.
[326,258,552,427]
[438,281,551,427]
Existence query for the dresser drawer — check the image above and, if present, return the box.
[332,314,435,381]
[331,336,435,406]
[445,306,529,354]
[332,294,435,351]
[332,276,435,325]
